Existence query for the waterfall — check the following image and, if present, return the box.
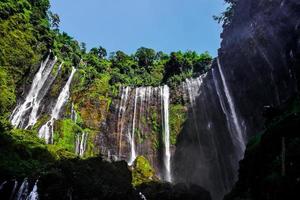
[25,63,63,129]
[216,59,245,151]
[0,181,7,191]
[178,71,241,199]
[111,85,172,179]
[182,74,206,106]
[161,85,171,182]
[80,132,88,156]
[16,178,29,200]
[212,68,243,157]
[71,103,77,123]
[117,86,130,158]
[175,61,248,199]
[128,88,138,165]
[2,179,39,200]
[26,180,39,200]
[10,55,58,129]
[39,67,77,144]
[75,132,88,157]
[139,192,147,200]
[9,180,18,200]
[182,74,207,145]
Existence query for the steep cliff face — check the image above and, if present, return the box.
[174,0,300,199]
[99,86,185,181]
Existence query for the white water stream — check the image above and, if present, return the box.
[38,67,76,144]
[10,55,58,129]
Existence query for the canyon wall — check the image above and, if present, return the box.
[174,0,300,199]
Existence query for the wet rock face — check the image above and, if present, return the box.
[98,84,187,182]
[219,0,300,134]
[174,0,300,199]
[99,87,170,177]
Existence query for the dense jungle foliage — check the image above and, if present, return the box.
[0,0,212,187]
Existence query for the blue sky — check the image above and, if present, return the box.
[50,0,226,56]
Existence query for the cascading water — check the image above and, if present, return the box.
[27,180,39,200]
[39,67,77,144]
[75,132,88,157]
[10,180,18,200]
[139,192,147,200]
[182,74,207,146]
[176,69,248,200]
[25,63,63,130]
[71,103,77,123]
[0,181,6,191]
[182,74,206,106]
[117,87,130,158]
[161,85,171,182]
[16,178,29,200]
[10,55,58,129]
[0,179,40,200]
[111,85,171,181]
[216,58,245,152]
[128,89,138,165]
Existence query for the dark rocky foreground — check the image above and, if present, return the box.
[225,97,300,199]
[0,156,211,200]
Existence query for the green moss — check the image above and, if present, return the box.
[54,119,82,152]
[47,145,77,160]
[32,114,51,131]
[83,128,98,157]
[50,77,63,97]
[136,128,142,144]
[152,136,159,150]
[0,1,50,117]
[169,104,187,145]
[132,156,156,187]
[0,68,16,115]
[150,109,161,150]
[151,109,159,132]
[0,119,76,179]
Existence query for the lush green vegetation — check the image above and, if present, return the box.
[58,41,212,103]
[0,0,51,117]
[54,119,81,152]
[0,118,76,180]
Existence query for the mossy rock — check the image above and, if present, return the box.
[32,114,51,131]
[0,118,82,178]
[132,156,156,187]
[54,119,82,153]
